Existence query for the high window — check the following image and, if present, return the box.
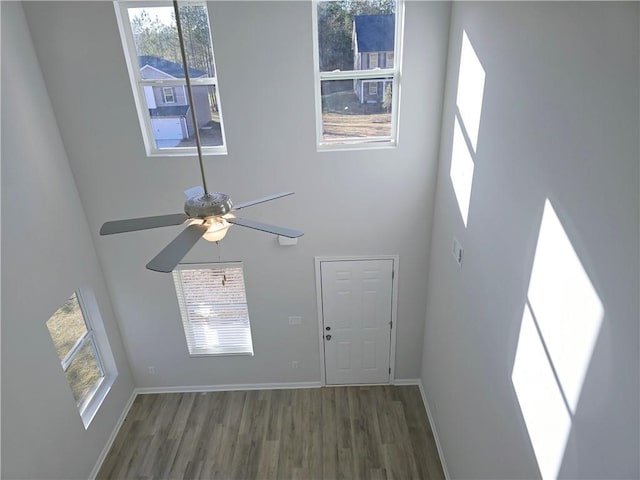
[46,289,116,428]
[313,0,404,149]
[115,1,226,156]
[173,263,254,356]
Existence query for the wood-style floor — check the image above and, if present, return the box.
[97,385,445,479]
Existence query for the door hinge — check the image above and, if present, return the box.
[389,367,391,374]
[390,320,393,329]
[392,269,395,279]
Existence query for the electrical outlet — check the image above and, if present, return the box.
[147,366,156,375]
[452,237,464,266]
[288,316,302,325]
[291,361,299,369]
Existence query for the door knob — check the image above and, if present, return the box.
[325,334,332,341]
[325,326,331,331]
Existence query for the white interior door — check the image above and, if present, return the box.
[320,259,394,385]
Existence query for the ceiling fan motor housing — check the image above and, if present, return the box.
[184,192,233,218]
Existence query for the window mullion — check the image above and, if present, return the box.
[319,68,395,81]
[87,333,106,377]
[60,332,91,372]
[139,78,217,87]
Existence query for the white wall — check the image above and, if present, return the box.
[422,2,639,479]
[22,1,450,388]
[1,3,136,478]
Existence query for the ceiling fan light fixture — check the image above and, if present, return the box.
[195,216,232,242]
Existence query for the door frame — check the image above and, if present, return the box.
[314,255,399,386]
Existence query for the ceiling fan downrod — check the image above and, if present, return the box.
[173,0,208,196]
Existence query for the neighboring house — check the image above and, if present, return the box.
[138,55,210,142]
[352,15,394,104]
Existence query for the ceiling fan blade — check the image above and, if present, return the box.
[146,223,208,273]
[232,192,294,211]
[227,217,303,238]
[184,185,204,199]
[100,213,188,235]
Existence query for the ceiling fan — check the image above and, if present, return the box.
[100,1,303,273]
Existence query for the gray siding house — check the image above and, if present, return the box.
[138,55,210,142]
[352,15,394,104]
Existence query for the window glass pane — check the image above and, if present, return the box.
[180,85,224,148]
[129,5,215,79]
[321,78,393,141]
[65,340,104,405]
[317,0,395,73]
[146,84,223,149]
[46,293,88,363]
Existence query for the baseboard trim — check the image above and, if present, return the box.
[393,378,421,385]
[417,380,450,480]
[135,381,323,395]
[89,389,137,480]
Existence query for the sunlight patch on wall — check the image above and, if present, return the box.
[456,31,486,151]
[450,30,485,227]
[512,304,572,480]
[450,118,475,226]
[512,199,604,479]
[527,200,604,412]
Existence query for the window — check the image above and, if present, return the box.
[386,52,394,68]
[115,2,227,156]
[173,263,254,356]
[162,86,175,103]
[313,0,404,149]
[46,289,116,428]
[369,52,378,69]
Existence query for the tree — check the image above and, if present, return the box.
[131,10,177,61]
[178,5,215,76]
[130,6,214,76]
[382,83,392,112]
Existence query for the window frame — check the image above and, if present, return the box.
[311,0,405,151]
[56,292,106,412]
[114,1,227,157]
[46,288,118,429]
[172,262,254,357]
[368,81,378,96]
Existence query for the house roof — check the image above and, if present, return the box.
[149,105,190,117]
[354,15,395,53]
[138,55,207,79]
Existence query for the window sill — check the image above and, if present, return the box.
[317,140,397,153]
[79,373,117,429]
[188,351,255,357]
[145,146,228,157]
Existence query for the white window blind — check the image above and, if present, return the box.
[173,263,254,356]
